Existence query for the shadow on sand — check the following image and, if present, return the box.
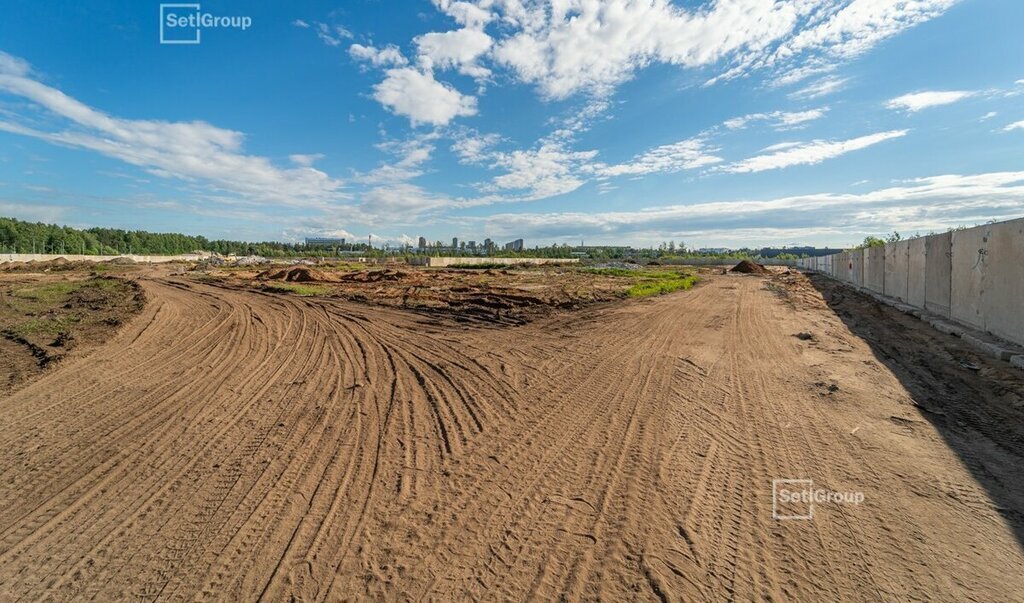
[805,273,1024,550]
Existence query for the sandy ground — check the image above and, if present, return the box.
[0,268,1022,601]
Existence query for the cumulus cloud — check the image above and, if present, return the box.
[349,44,408,67]
[487,143,598,200]
[0,55,346,208]
[372,67,477,126]
[415,28,492,78]
[885,90,974,112]
[725,130,907,173]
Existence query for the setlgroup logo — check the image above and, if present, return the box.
[159,4,252,44]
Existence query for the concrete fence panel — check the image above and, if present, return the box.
[924,232,952,318]
[864,246,885,293]
[851,249,864,287]
[884,240,910,302]
[907,237,926,308]
[951,227,988,330]
[978,218,1024,344]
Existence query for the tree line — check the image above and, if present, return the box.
[0,217,317,257]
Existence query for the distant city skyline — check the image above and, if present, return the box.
[0,1,1022,249]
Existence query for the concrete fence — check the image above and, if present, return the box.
[798,217,1024,347]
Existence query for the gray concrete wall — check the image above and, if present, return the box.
[800,217,1023,347]
[950,227,987,330]
[864,246,885,293]
[978,218,1024,344]
[425,256,579,267]
[907,237,926,308]
[924,232,952,318]
[884,240,910,302]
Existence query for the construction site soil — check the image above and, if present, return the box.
[1,263,1022,601]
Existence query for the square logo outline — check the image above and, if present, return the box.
[160,3,202,45]
[772,478,814,520]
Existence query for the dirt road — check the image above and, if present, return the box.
[1,271,1022,601]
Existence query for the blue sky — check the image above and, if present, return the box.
[0,0,1022,248]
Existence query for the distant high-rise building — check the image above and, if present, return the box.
[504,238,524,252]
[467,240,477,250]
[452,237,458,248]
[483,238,493,252]
[305,237,346,248]
[418,236,427,250]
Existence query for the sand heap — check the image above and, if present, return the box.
[730,260,769,274]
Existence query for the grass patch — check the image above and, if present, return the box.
[263,282,331,296]
[12,281,85,303]
[626,275,698,297]
[11,316,80,336]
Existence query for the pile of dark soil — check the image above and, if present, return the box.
[340,269,408,283]
[257,266,334,282]
[730,260,769,274]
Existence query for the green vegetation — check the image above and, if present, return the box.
[12,281,87,303]
[0,216,328,257]
[626,275,698,297]
[11,316,79,337]
[262,282,331,296]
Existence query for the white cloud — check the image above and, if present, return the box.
[471,171,1024,246]
[372,67,477,126]
[450,130,501,164]
[483,0,956,100]
[487,143,598,200]
[724,108,827,131]
[415,28,493,78]
[725,130,907,173]
[313,22,352,47]
[349,44,408,67]
[593,138,722,177]
[885,90,974,112]
[289,153,324,167]
[1003,121,1024,132]
[292,19,310,29]
[766,0,958,83]
[789,76,850,100]
[0,55,346,209]
[980,111,998,121]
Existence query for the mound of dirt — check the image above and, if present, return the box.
[340,269,408,283]
[258,266,334,282]
[730,260,768,274]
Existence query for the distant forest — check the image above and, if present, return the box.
[0,217,314,257]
